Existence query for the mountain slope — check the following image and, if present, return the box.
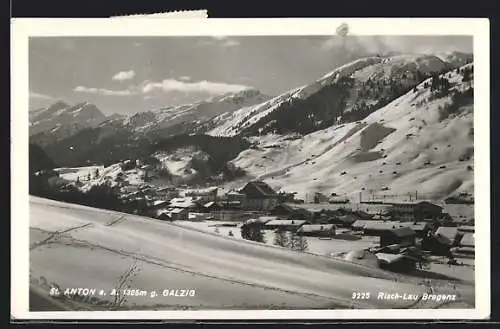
[29,101,107,142]
[224,63,474,202]
[29,143,57,174]
[121,89,270,137]
[207,52,472,137]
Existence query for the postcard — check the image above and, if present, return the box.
[11,17,490,320]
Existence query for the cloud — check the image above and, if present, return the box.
[74,86,135,96]
[320,36,391,56]
[179,76,191,81]
[29,92,54,100]
[141,79,251,95]
[112,70,136,82]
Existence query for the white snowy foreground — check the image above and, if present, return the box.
[29,196,474,311]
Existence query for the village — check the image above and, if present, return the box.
[114,175,474,281]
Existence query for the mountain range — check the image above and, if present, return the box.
[29,51,474,201]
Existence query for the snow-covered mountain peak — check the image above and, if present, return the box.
[29,101,107,141]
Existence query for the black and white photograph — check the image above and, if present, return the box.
[12,18,490,320]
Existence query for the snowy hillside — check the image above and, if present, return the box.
[153,147,210,180]
[29,101,107,140]
[30,196,473,310]
[225,63,474,202]
[208,53,472,137]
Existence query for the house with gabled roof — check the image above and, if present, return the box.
[240,181,279,211]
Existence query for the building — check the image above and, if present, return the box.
[434,226,462,246]
[376,253,417,273]
[243,217,275,230]
[458,225,474,233]
[397,221,432,238]
[329,214,359,228]
[156,186,179,199]
[156,207,188,221]
[264,219,309,232]
[328,196,350,204]
[185,187,218,202]
[363,221,400,236]
[150,200,169,210]
[203,201,221,212]
[451,232,475,258]
[421,226,461,256]
[351,220,372,231]
[169,197,197,209]
[389,201,443,221]
[240,181,279,211]
[296,224,336,237]
[270,204,313,220]
[222,191,246,209]
[459,233,475,248]
[379,227,417,248]
[313,192,330,204]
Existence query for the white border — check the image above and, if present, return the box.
[11,18,490,320]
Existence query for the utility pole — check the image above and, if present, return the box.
[415,190,418,200]
[359,191,362,203]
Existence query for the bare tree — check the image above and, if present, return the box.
[109,262,142,310]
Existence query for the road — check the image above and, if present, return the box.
[28,196,474,311]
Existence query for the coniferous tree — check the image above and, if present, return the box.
[250,226,266,243]
[290,231,309,252]
[273,229,290,247]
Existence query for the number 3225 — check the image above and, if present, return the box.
[352,292,371,299]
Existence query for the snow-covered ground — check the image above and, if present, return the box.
[54,163,144,192]
[175,220,474,283]
[29,197,474,310]
[222,63,474,201]
[153,147,208,179]
[176,220,379,256]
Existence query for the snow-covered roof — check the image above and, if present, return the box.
[244,217,273,225]
[363,221,399,231]
[153,200,167,207]
[458,225,474,232]
[186,187,218,195]
[352,220,372,229]
[435,226,459,241]
[265,219,307,227]
[169,197,197,208]
[376,253,406,264]
[297,224,335,233]
[397,222,428,231]
[460,233,474,247]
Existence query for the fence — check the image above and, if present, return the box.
[305,191,445,204]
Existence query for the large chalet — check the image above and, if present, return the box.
[239,181,279,211]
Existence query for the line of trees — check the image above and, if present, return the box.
[239,223,309,252]
[273,229,309,252]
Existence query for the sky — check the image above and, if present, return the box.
[29,35,472,115]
